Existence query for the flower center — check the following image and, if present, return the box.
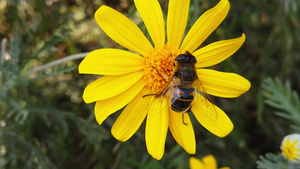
[144,46,180,93]
[282,139,300,160]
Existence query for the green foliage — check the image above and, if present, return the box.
[0,0,109,168]
[256,78,300,168]
[256,153,300,169]
[262,77,300,132]
[1,129,57,169]
[1,0,300,168]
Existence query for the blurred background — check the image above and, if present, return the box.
[0,0,300,168]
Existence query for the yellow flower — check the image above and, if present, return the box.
[189,155,230,169]
[79,0,250,160]
[281,134,300,163]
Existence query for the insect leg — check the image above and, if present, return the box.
[142,93,156,98]
[151,66,169,80]
[155,75,174,98]
[182,113,187,125]
[170,53,175,67]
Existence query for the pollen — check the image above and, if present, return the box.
[144,46,180,93]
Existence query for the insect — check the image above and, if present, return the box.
[145,51,218,124]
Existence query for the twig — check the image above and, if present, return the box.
[24,52,89,75]
[0,38,7,83]
[1,38,7,63]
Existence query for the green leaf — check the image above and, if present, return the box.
[262,77,300,132]
[256,153,300,169]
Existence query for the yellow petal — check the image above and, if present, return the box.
[94,79,145,125]
[191,94,233,137]
[167,0,190,49]
[180,0,230,52]
[197,69,251,98]
[220,167,231,169]
[194,34,245,68]
[111,88,153,142]
[202,155,217,169]
[79,48,144,75]
[145,97,168,160]
[83,70,143,103]
[189,157,204,169]
[169,110,196,154]
[134,0,165,49]
[95,5,153,56]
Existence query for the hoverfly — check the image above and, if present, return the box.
[145,51,218,124]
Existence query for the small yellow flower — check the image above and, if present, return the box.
[79,0,250,160]
[281,134,300,162]
[189,155,230,169]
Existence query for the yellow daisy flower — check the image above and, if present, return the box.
[79,0,250,160]
[281,134,300,163]
[189,155,230,169]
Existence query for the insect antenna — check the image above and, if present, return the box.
[185,50,193,55]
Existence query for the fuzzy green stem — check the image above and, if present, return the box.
[24,52,88,75]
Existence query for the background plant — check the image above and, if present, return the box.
[256,78,300,169]
[0,0,299,168]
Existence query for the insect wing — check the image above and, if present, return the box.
[147,96,169,117]
[147,80,174,117]
[193,79,218,121]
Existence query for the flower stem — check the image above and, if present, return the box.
[24,52,88,75]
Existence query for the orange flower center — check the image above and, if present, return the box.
[144,46,180,93]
